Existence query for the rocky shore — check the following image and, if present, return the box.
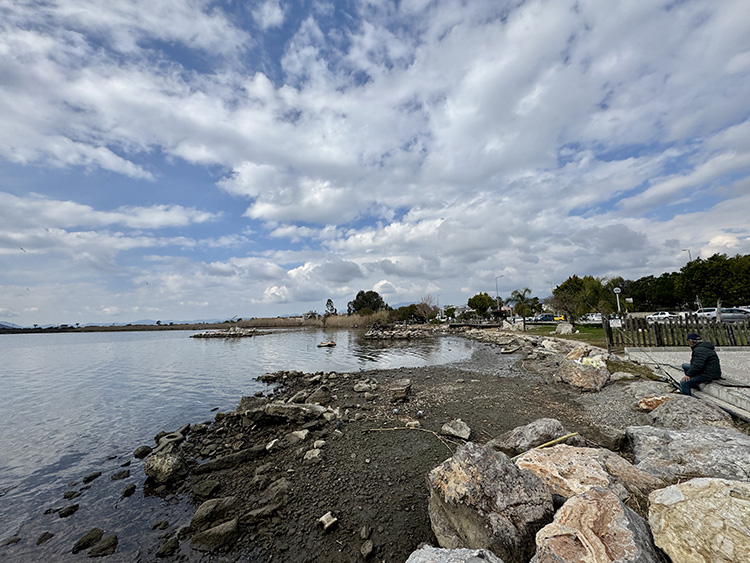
[4,326,749,562]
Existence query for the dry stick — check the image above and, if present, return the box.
[364,426,457,454]
[510,432,579,461]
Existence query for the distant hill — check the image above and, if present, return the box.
[0,321,22,329]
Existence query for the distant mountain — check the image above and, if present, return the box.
[0,321,22,329]
[81,318,227,327]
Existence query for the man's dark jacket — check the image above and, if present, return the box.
[686,341,722,380]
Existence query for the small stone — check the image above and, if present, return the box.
[406,421,421,429]
[83,472,102,484]
[134,445,153,459]
[120,484,137,499]
[318,511,338,531]
[360,539,374,558]
[3,536,21,546]
[59,504,80,518]
[313,440,326,448]
[63,490,81,500]
[87,534,118,557]
[111,469,130,481]
[360,524,372,539]
[151,520,169,530]
[156,535,179,558]
[72,528,104,553]
[37,531,54,545]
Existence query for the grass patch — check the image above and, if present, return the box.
[520,324,612,349]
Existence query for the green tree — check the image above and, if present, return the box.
[325,299,337,316]
[467,292,495,318]
[347,290,388,315]
[507,287,537,331]
[444,307,456,320]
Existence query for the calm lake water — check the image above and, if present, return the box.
[0,328,474,560]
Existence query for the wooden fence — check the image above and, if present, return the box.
[608,316,750,348]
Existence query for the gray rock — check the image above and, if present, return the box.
[192,479,220,499]
[133,445,153,459]
[36,531,54,545]
[262,402,327,421]
[535,488,662,563]
[558,358,609,391]
[144,450,188,484]
[191,496,240,532]
[360,539,374,559]
[110,469,130,480]
[307,385,332,405]
[190,516,239,552]
[488,418,586,457]
[389,378,412,402]
[555,322,574,335]
[649,478,750,563]
[236,395,268,413]
[427,442,553,563]
[120,483,136,499]
[440,419,471,440]
[288,390,309,403]
[88,534,117,557]
[405,545,505,562]
[83,471,102,484]
[648,395,735,429]
[156,535,180,558]
[58,504,79,518]
[626,425,750,482]
[72,528,104,553]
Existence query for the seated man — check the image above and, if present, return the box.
[681,333,722,395]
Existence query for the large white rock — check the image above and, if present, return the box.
[515,445,665,501]
[405,545,505,563]
[648,395,735,429]
[488,418,586,457]
[534,488,662,563]
[626,425,750,482]
[427,442,553,563]
[557,358,610,391]
[649,478,750,563]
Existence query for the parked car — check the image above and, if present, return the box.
[580,313,602,322]
[535,313,555,322]
[646,311,678,323]
[695,308,750,322]
[553,315,567,321]
[694,308,717,318]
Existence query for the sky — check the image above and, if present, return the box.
[2,0,750,326]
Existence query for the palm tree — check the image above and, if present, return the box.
[508,287,534,331]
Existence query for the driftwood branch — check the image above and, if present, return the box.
[511,432,579,461]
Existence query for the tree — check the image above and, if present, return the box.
[507,288,537,331]
[467,292,495,318]
[347,290,388,315]
[444,307,456,320]
[414,295,439,322]
[325,299,337,316]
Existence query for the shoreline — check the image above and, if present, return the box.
[2,327,747,561]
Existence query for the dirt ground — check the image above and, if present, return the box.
[156,337,652,563]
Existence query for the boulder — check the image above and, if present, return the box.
[427,442,553,563]
[72,528,104,554]
[307,385,332,405]
[236,395,268,413]
[194,444,267,474]
[534,488,662,563]
[440,419,471,440]
[649,478,750,563]
[626,425,750,482]
[648,396,735,429]
[555,322,574,335]
[405,545,506,562]
[389,378,412,402]
[262,402,327,422]
[516,445,665,502]
[488,418,586,457]
[88,535,118,557]
[144,450,188,484]
[191,496,240,532]
[557,358,610,391]
[190,516,239,552]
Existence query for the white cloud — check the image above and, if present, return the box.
[253,0,286,30]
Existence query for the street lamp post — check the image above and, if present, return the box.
[682,248,692,262]
[614,287,622,314]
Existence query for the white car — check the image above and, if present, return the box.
[646,311,677,323]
